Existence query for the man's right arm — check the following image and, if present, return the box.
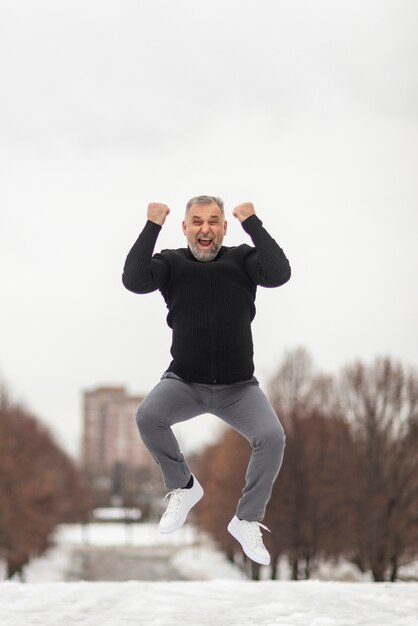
[121,203,170,294]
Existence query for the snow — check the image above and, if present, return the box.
[1,523,417,626]
[171,545,245,581]
[1,579,417,626]
[53,521,200,547]
[92,507,142,521]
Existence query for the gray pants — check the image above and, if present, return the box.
[136,372,286,521]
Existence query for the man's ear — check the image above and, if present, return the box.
[182,220,187,235]
[223,220,228,236]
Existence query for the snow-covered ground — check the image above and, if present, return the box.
[1,523,417,626]
[1,579,417,625]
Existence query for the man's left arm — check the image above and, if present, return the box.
[233,202,291,287]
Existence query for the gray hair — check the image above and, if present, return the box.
[185,195,224,215]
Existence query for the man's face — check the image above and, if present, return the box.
[182,202,227,262]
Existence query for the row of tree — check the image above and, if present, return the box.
[0,385,92,579]
[194,349,418,581]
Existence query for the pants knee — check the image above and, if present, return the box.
[255,422,286,451]
[135,403,157,437]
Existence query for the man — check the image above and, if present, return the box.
[122,195,291,565]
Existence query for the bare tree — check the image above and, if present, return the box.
[193,351,418,582]
[339,357,418,581]
[0,388,92,579]
[267,349,323,578]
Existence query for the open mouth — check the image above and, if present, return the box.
[197,238,213,248]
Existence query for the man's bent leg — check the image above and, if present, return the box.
[136,373,203,490]
[215,380,286,522]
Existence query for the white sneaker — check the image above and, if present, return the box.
[158,475,204,534]
[227,515,271,565]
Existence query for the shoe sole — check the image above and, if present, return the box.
[158,484,204,534]
[227,521,271,566]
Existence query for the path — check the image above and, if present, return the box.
[66,545,186,582]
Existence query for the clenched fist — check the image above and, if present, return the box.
[147,202,170,226]
[232,202,256,223]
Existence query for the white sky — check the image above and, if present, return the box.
[1,0,417,459]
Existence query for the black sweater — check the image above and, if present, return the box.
[122,214,291,384]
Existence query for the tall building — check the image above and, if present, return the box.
[82,386,158,507]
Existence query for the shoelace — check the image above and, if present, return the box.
[246,520,271,547]
[162,488,184,517]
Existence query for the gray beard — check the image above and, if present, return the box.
[189,243,221,262]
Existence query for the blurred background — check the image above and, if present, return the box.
[0,0,417,583]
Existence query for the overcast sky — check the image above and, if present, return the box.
[1,0,417,459]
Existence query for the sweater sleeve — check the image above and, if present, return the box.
[241,214,291,287]
[121,220,170,294]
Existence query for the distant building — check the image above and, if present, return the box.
[82,386,160,509]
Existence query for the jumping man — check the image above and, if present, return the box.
[122,195,291,565]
